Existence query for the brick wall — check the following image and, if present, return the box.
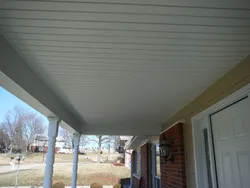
[132,175,141,188]
[141,143,150,188]
[160,123,186,188]
[132,143,150,188]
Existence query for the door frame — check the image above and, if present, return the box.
[192,83,250,188]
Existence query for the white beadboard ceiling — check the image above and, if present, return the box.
[1,0,250,135]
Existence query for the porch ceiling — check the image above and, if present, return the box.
[1,0,250,135]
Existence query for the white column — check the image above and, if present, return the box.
[43,117,60,188]
[72,132,81,188]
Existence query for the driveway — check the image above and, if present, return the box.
[0,163,45,174]
[0,162,105,174]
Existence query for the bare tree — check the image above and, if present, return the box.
[0,124,10,153]
[2,107,46,153]
[3,107,24,153]
[14,124,25,151]
[106,136,115,160]
[89,135,109,163]
[60,128,73,148]
[79,135,88,150]
[114,136,121,152]
[22,112,45,152]
[60,129,88,151]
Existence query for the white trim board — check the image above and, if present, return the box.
[193,83,250,120]
[192,83,250,188]
[159,119,186,135]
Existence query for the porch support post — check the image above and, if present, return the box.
[72,132,81,188]
[43,117,60,188]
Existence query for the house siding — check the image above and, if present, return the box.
[162,55,250,188]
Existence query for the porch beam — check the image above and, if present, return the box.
[81,123,162,136]
[43,117,60,188]
[0,35,83,133]
[72,132,81,188]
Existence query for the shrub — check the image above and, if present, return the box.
[113,163,125,166]
[90,183,103,188]
[113,184,121,188]
[52,182,65,188]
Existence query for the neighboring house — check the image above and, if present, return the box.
[31,135,71,153]
[31,135,48,152]
[116,136,131,153]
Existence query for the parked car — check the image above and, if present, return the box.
[78,150,86,155]
[58,147,73,154]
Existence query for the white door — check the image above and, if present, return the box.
[211,98,250,188]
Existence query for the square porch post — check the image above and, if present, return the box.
[43,117,60,188]
[72,133,81,188]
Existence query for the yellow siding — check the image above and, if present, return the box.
[163,55,250,188]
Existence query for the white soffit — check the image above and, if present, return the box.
[1,0,250,135]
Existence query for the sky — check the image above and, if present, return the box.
[0,86,50,138]
[0,86,48,123]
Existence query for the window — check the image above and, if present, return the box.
[155,144,161,177]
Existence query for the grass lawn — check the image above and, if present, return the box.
[0,152,118,165]
[0,153,129,186]
[0,163,130,186]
